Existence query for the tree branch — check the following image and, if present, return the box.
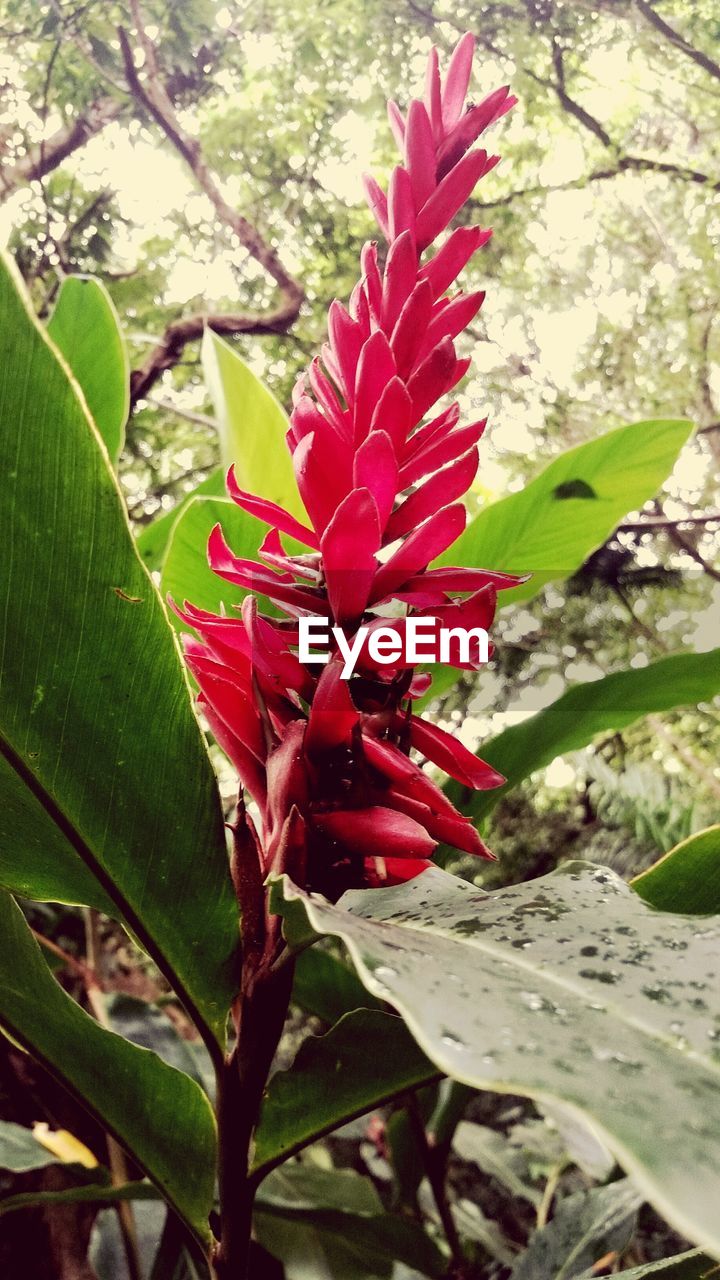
[118,1,303,405]
[634,0,720,84]
[0,98,121,203]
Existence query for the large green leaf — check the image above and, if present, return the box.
[136,467,226,574]
[443,419,693,604]
[445,649,720,823]
[0,891,216,1240]
[253,1010,438,1178]
[161,495,264,623]
[0,253,237,1048]
[202,329,304,516]
[47,275,129,467]
[424,418,693,704]
[271,863,720,1257]
[632,826,720,914]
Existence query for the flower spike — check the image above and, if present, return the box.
[179,33,517,897]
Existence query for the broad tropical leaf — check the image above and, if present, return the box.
[445,649,720,823]
[254,1166,446,1279]
[161,495,264,624]
[271,863,720,1256]
[0,253,237,1048]
[202,328,304,515]
[443,419,693,604]
[137,467,226,573]
[632,826,720,914]
[0,891,216,1239]
[47,275,129,467]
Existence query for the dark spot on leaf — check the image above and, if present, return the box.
[553,479,598,500]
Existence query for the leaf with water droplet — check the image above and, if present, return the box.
[271,862,720,1257]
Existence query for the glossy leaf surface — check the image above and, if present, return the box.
[0,254,237,1047]
[272,863,720,1256]
[253,1009,437,1177]
[632,825,720,914]
[446,650,720,823]
[202,329,304,514]
[47,275,129,466]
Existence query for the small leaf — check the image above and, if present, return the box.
[161,495,264,624]
[136,467,226,573]
[511,1179,642,1280]
[47,275,129,467]
[632,826,720,914]
[0,1181,160,1218]
[453,1121,540,1206]
[32,1122,98,1168]
[610,1250,714,1278]
[0,1120,61,1173]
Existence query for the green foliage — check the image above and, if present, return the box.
[253,1010,437,1177]
[632,825,720,914]
[202,330,304,514]
[447,420,694,605]
[47,275,129,467]
[0,254,237,1048]
[446,649,720,823]
[0,892,216,1239]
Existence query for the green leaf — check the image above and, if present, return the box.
[632,826,720,914]
[161,495,264,623]
[254,1168,447,1279]
[0,891,216,1240]
[271,863,720,1257]
[136,467,226,573]
[253,1010,438,1178]
[0,253,237,1048]
[0,1181,161,1217]
[444,419,693,605]
[257,1166,382,1216]
[291,945,384,1023]
[47,275,129,467]
[202,329,305,516]
[511,1179,642,1280]
[611,1251,713,1278]
[0,1120,60,1172]
[445,649,720,824]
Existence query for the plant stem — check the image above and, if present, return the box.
[212,962,294,1280]
[406,1093,467,1277]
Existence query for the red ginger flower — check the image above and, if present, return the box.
[177,33,521,899]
